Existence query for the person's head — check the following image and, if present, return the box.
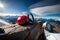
[17,15,30,26]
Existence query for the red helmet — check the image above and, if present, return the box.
[17,15,29,25]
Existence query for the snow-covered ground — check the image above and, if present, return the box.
[44,30,60,40]
[0,19,10,26]
[43,22,60,40]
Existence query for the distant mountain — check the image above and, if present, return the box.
[0,16,60,25]
[36,18,60,24]
[47,19,60,24]
[0,16,19,24]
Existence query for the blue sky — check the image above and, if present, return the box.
[0,0,60,19]
[0,0,41,13]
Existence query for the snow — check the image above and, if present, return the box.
[0,19,10,26]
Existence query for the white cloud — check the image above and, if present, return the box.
[0,13,21,16]
[0,11,28,16]
[29,0,60,9]
[34,16,60,21]
[30,4,60,16]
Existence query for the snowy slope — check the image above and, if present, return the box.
[0,19,10,26]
